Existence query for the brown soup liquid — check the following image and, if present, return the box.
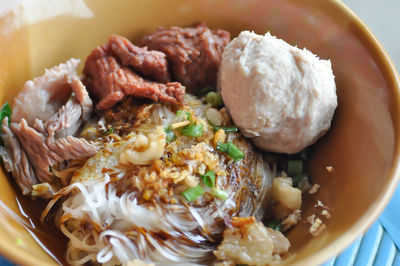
[13,180,68,265]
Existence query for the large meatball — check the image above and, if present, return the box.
[219,31,337,154]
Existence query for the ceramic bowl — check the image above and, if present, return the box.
[0,0,399,265]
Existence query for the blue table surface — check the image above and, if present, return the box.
[323,184,400,266]
[0,185,399,266]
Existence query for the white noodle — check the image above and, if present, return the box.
[58,176,220,265]
[46,97,278,265]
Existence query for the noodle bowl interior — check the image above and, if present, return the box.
[0,23,336,265]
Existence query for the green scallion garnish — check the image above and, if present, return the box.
[182,185,204,201]
[266,220,282,231]
[0,103,12,125]
[15,238,25,248]
[213,126,238,133]
[299,149,308,160]
[164,125,176,143]
[176,110,192,122]
[210,187,229,200]
[287,160,303,176]
[216,142,244,162]
[181,124,203,137]
[206,92,223,107]
[292,173,309,187]
[202,171,215,187]
[0,102,12,146]
[200,86,215,96]
[102,127,114,136]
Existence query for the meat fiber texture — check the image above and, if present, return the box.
[12,58,81,125]
[0,59,98,195]
[83,35,184,110]
[219,31,337,154]
[141,23,230,94]
[0,118,36,195]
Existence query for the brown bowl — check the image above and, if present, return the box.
[0,0,399,265]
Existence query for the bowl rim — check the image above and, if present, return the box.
[288,0,400,265]
[0,0,399,265]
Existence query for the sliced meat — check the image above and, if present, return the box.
[33,119,46,134]
[45,98,82,138]
[11,120,53,183]
[11,59,80,125]
[11,59,94,131]
[11,119,98,183]
[114,67,183,104]
[70,79,93,122]
[84,46,124,109]
[0,118,37,195]
[6,59,97,195]
[109,34,170,83]
[141,23,230,94]
[83,42,184,110]
[48,136,98,160]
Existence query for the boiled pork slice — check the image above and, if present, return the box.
[11,119,97,184]
[70,79,93,121]
[0,118,37,195]
[1,59,97,195]
[45,98,83,139]
[11,59,80,125]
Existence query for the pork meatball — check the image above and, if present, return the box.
[219,31,337,154]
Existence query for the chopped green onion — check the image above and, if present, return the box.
[202,171,215,187]
[176,110,192,122]
[210,187,229,200]
[15,238,25,248]
[217,142,244,162]
[292,173,309,187]
[182,185,204,201]
[0,102,12,146]
[206,108,222,126]
[0,103,12,125]
[181,124,203,137]
[102,127,114,136]
[206,92,223,107]
[297,176,311,193]
[287,160,303,176]
[199,86,215,96]
[299,149,308,160]
[266,220,282,231]
[213,126,238,133]
[164,126,176,143]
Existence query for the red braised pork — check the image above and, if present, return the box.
[141,23,230,94]
[109,34,170,83]
[83,35,185,110]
